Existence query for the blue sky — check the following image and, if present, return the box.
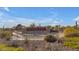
[0,7,79,28]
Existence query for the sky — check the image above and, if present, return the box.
[0,7,79,28]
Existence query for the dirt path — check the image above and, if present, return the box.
[12,32,61,40]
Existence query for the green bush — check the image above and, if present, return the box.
[0,44,24,51]
[10,42,19,48]
[64,42,79,49]
[64,28,79,37]
[24,37,28,44]
[65,33,79,37]
[44,35,57,43]
[0,30,12,40]
[15,47,25,51]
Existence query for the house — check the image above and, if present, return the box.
[23,26,59,35]
[12,24,59,35]
[23,26,50,34]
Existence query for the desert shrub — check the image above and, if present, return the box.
[45,46,51,51]
[64,28,79,37]
[65,37,79,42]
[24,37,28,44]
[0,44,24,51]
[57,39,64,43]
[0,30,12,40]
[44,35,57,43]
[64,42,79,49]
[10,41,19,48]
[10,43,18,48]
[64,27,79,49]
[14,47,25,51]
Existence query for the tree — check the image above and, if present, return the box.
[15,24,24,30]
[54,25,60,30]
[30,23,35,27]
[47,25,52,29]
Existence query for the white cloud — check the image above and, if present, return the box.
[15,16,63,26]
[0,8,64,27]
[74,16,79,21]
[0,19,15,23]
[0,16,63,27]
[4,7,10,12]
[53,20,59,24]
[0,12,4,17]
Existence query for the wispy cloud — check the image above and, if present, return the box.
[0,11,4,17]
[4,7,10,12]
[74,16,79,21]
[0,8,64,27]
[0,16,63,27]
